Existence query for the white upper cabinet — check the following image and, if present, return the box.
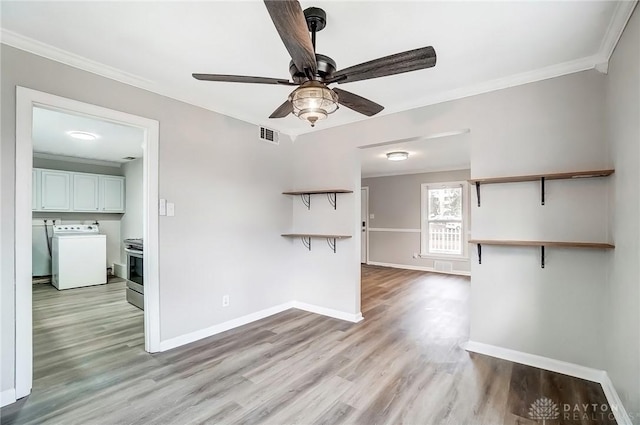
[100,176,125,212]
[33,168,125,213]
[40,170,71,211]
[72,173,100,211]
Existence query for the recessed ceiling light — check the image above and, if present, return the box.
[386,151,409,161]
[67,131,98,141]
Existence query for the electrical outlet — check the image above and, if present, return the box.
[222,295,230,307]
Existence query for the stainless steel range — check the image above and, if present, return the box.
[124,238,143,310]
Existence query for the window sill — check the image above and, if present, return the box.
[418,253,469,261]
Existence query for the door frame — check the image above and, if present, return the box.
[15,87,161,398]
[361,186,369,264]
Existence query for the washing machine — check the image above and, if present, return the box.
[52,225,107,290]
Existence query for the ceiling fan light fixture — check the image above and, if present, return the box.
[289,81,338,127]
[386,151,409,161]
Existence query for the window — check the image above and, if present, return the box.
[421,182,467,257]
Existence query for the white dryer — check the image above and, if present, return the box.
[52,225,107,290]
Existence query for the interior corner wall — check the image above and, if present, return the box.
[604,5,640,416]
[1,45,295,395]
[294,69,609,372]
[467,75,609,370]
[287,139,362,316]
[362,169,471,274]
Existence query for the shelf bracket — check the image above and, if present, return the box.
[477,243,482,264]
[301,236,311,251]
[541,245,545,268]
[541,177,545,206]
[475,182,481,207]
[300,194,311,210]
[327,237,337,253]
[327,192,337,210]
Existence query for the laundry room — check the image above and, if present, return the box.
[31,106,144,299]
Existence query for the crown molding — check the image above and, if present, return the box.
[0,28,261,131]
[1,29,153,87]
[3,0,636,139]
[598,1,638,64]
[385,55,600,117]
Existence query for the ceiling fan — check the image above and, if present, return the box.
[193,0,437,127]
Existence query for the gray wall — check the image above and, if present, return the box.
[362,169,471,274]
[1,45,294,394]
[296,69,609,372]
[605,7,640,416]
[120,158,143,264]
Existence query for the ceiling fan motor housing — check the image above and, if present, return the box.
[304,7,327,32]
[289,53,336,83]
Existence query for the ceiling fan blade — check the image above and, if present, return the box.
[192,74,296,85]
[269,100,293,118]
[264,0,317,75]
[333,88,384,117]
[329,46,436,84]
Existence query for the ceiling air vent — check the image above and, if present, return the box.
[259,126,279,145]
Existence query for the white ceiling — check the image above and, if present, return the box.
[1,1,634,138]
[360,131,470,178]
[32,107,144,164]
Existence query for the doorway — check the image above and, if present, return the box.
[14,87,160,399]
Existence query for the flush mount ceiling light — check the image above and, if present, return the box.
[289,81,339,127]
[386,151,409,161]
[67,131,98,141]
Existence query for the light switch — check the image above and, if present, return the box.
[369,214,375,219]
[159,199,167,216]
[166,202,175,217]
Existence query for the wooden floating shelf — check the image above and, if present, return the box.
[469,239,614,249]
[469,169,614,207]
[469,239,614,268]
[282,189,353,195]
[283,189,353,210]
[468,169,614,185]
[282,234,352,253]
[282,233,352,239]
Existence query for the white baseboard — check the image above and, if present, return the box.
[1,388,16,407]
[292,301,364,323]
[113,263,126,279]
[600,373,633,425]
[464,340,632,425]
[159,300,363,352]
[159,302,295,351]
[368,261,471,277]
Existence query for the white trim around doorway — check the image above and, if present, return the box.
[14,87,160,399]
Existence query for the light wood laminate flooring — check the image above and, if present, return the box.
[2,267,615,424]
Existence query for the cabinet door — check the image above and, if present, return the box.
[100,176,125,212]
[73,173,100,211]
[41,170,71,211]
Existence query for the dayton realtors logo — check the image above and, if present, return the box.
[529,397,560,424]
[528,396,616,423]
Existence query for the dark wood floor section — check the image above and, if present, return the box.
[2,266,615,424]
